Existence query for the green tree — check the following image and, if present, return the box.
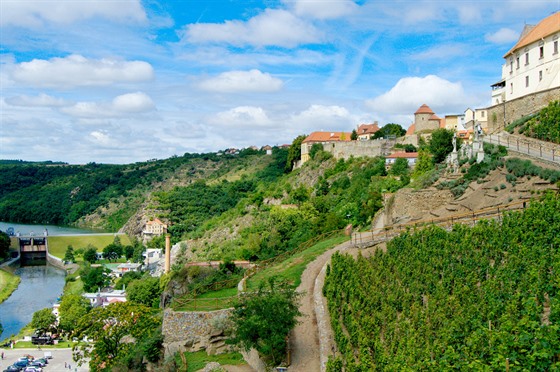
[228,278,301,366]
[81,265,111,293]
[413,149,434,177]
[351,129,358,140]
[124,245,134,260]
[309,143,324,160]
[126,277,162,308]
[73,302,161,371]
[390,157,410,177]
[103,243,122,261]
[59,294,91,334]
[63,245,75,263]
[83,246,98,263]
[0,230,10,259]
[31,308,56,333]
[115,271,143,290]
[428,128,454,163]
[285,134,307,172]
[372,123,406,139]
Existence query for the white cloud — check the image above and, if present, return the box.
[89,130,115,147]
[5,93,68,107]
[410,44,465,61]
[198,70,283,93]
[60,92,155,118]
[291,104,355,131]
[485,28,519,44]
[366,75,468,115]
[289,0,358,19]
[182,9,322,47]
[209,106,272,128]
[10,55,154,88]
[0,0,146,27]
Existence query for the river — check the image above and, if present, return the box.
[0,222,96,341]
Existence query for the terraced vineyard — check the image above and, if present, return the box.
[324,193,560,370]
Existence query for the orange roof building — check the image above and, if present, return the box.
[413,104,442,133]
[496,12,560,102]
[356,122,380,140]
[300,131,352,164]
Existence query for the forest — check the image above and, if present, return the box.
[324,193,560,371]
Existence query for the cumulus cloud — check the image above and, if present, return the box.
[209,106,272,128]
[198,70,283,93]
[5,93,68,107]
[10,55,154,88]
[291,104,355,131]
[60,92,155,118]
[366,75,468,114]
[182,9,322,47]
[288,0,358,19]
[89,130,115,147]
[0,0,146,27]
[485,28,519,44]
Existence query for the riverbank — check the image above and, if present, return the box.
[0,268,20,305]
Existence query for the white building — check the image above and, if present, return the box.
[492,12,560,104]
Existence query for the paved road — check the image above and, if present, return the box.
[0,348,89,372]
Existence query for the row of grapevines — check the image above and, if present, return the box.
[324,193,560,371]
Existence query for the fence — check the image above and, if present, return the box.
[352,200,528,247]
[484,134,560,164]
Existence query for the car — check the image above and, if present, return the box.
[23,367,42,372]
[29,361,44,368]
[13,361,28,369]
[34,358,48,365]
[3,366,21,372]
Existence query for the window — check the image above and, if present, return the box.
[510,83,513,94]
[525,53,529,65]
[554,40,558,54]
[516,57,520,69]
[481,111,485,118]
[525,76,529,87]
[540,46,544,58]
[539,70,543,81]
[510,58,513,73]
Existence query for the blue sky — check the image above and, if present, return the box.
[1,0,559,164]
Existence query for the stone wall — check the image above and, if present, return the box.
[162,308,233,357]
[322,139,391,160]
[486,87,560,132]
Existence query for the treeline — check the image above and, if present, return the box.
[324,193,560,370]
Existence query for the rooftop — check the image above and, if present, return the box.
[504,12,560,57]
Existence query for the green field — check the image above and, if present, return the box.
[0,268,20,304]
[176,350,246,372]
[47,234,131,260]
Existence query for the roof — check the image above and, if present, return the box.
[357,123,380,135]
[405,124,415,135]
[303,131,352,143]
[386,152,419,159]
[414,104,434,115]
[504,12,560,57]
[146,218,166,226]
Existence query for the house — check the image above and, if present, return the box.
[261,145,273,155]
[412,104,446,133]
[115,262,142,276]
[356,122,380,140]
[143,218,167,236]
[83,289,127,308]
[492,12,560,104]
[385,152,419,166]
[300,131,352,164]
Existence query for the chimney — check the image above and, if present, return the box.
[164,234,171,274]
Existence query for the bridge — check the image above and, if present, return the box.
[18,236,48,265]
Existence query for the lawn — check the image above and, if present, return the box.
[246,234,348,290]
[47,234,131,260]
[176,350,246,372]
[173,287,238,311]
[0,268,21,304]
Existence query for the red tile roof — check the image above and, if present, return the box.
[357,123,380,135]
[415,104,434,115]
[504,12,560,57]
[303,131,352,143]
[406,124,415,135]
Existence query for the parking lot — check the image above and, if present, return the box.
[0,348,89,372]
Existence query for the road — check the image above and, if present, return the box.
[0,348,89,372]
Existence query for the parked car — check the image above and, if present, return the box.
[23,367,42,372]
[34,358,48,365]
[13,361,28,369]
[29,361,44,369]
[3,365,21,372]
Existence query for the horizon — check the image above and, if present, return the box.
[1,1,559,164]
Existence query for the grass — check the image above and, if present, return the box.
[13,340,79,349]
[246,234,348,290]
[0,268,21,304]
[173,287,238,312]
[176,350,246,372]
[47,234,131,260]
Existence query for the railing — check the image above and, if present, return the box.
[352,200,529,247]
[484,134,560,164]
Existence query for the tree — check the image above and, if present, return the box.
[103,243,122,262]
[83,246,98,263]
[126,277,162,308]
[228,278,301,366]
[73,302,161,371]
[81,265,111,293]
[63,245,75,263]
[115,271,143,290]
[285,134,307,172]
[390,157,410,177]
[31,308,56,333]
[413,149,434,177]
[0,231,10,259]
[428,128,454,163]
[124,245,134,260]
[351,129,358,140]
[59,294,91,334]
[372,123,406,139]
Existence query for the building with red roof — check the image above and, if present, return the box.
[300,131,352,164]
[356,122,380,140]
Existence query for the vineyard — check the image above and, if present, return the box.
[324,193,560,370]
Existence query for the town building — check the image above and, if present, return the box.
[300,131,352,164]
[143,218,167,236]
[412,104,446,133]
[385,152,419,166]
[356,122,380,140]
[491,12,560,104]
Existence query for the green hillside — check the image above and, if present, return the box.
[324,193,560,370]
